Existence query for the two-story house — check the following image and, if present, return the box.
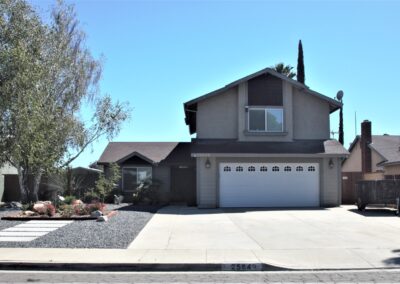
[98,67,348,208]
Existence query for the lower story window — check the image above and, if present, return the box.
[122,167,152,191]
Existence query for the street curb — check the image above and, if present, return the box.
[0,262,287,272]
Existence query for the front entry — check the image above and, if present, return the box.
[170,166,196,206]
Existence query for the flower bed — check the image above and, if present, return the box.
[0,199,112,221]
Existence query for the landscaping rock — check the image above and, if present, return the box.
[10,202,23,209]
[91,210,103,218]
[97,215,108,222]
[23,210,35,216]
[33,203,47,214]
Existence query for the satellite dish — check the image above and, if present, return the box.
[336,90,344,101]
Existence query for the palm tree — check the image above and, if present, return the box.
[271,63,296,79]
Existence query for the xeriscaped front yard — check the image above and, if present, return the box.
[0,204,159,249]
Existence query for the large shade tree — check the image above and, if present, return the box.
[0,0,129,202]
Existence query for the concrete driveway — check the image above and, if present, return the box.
[128,206,400,269]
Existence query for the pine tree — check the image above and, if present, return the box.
[297,40,305,84]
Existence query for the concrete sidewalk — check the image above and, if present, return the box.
[0,247,400,270]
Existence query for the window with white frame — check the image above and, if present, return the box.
[248,107,284,132]
[122,167,152,191]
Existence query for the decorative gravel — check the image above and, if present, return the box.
[0,204,160,249]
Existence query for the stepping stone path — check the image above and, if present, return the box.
[0,220,73,242]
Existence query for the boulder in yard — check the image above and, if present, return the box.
[23,210,35,216]
[97,215,108,222]
[91,210,103,218]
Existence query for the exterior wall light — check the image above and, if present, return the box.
[205,158,211,169]
[329,158,334,169]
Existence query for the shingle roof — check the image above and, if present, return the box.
[97,142,179,164]
[347,135,400,166]
[191,139,348,156]
[369,135,400,166]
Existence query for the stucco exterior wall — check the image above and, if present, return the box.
[342,140,385,173]
[196,156,342,208]
[342,141,362,172]
[383,165,400,175]
[196,157,217,208]
[153,166,171,202]
[293,89,330,140]
[196,87,238,139]
[237,81,294,142]
[321,157,341,206]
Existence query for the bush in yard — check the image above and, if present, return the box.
[132,178,162,205]
[63,195,76,205]
[59,205,75,218]
[94,163,121,202]
[85,202,106,214]
[47,204,56,217]
[83,191,100,203]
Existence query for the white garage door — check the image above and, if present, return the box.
[219,163,319,207]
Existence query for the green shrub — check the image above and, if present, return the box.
[94,163,120,202]
[63,195,76,205]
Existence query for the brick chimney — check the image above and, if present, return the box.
[360,120,372,173]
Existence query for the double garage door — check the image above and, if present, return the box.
[219,163,320,207]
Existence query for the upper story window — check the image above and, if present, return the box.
[248,108,283,132]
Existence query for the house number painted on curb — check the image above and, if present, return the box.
[222,263,262,271]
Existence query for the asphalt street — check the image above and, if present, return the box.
[0,269,400,283]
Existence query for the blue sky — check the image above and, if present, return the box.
[30,0,400,167]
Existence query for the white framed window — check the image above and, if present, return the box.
[248,107,284,132]
[296,166,304,172]
[260,166,268,172]
[248,166,256,172]
[236,166,243,172]
[122,167,152,191]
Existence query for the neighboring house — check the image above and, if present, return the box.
[99,67,348,208]
[342,120,400,203]
[0,163,18,202]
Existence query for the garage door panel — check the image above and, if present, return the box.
[219,163,319,207]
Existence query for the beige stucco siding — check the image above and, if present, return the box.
[342,141,362,172]
[196,88,238,139]
[384,165,400,175]
[196,157,218,208]
[321,157,341,206]
[293,89,330,140]
[342,140,385,172]
[196,156,342,208]
[237,81,294,142]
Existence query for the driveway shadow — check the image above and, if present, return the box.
[384,249,400,266]
[348,208,398,217]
